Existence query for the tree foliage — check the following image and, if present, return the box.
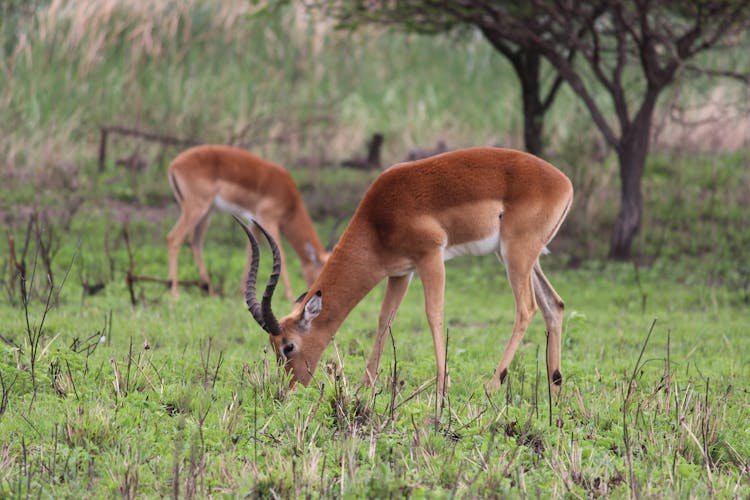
[321,0,750,258]
[319,0,570,156]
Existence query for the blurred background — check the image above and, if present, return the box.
[1,4,749,496]
[1,0,748,293]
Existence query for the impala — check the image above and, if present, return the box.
[238,147,573,398]
[167,145,329,300]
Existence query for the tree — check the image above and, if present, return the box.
[479,27,570,156]
[325,0,750,258]
[324,2,570,156]
[479,1,750,258]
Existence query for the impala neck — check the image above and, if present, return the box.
[305,224,385,344]
[282,202,326,265]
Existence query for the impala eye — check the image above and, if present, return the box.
[282,344,295,356]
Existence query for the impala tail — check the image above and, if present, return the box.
[167,171,184,204]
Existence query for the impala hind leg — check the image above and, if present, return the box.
[532,262,565,393]
[362,273,413,386]
[167,201,212,297]
[487,243,538,392]
[189,210,214,294]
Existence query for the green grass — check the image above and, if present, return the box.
[1,222,749,497]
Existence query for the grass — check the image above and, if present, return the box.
[1,213,749,497]
[1,175,748,498]
[1,1,749,497]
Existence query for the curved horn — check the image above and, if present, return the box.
[252,220,282,335]
[233,216,281,336]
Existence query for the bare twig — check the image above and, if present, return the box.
[623,319,657,499]
[680,419,714,493]
[112,359,122,400]
[683,64,750,84]
[0,370,19,418]
[5,229,18,301]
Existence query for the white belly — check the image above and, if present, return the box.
[214,195,260,224]
[443,232,500,261]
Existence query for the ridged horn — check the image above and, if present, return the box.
[233,216,281,336]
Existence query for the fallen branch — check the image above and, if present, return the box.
[98,125,201,172]
[127,275,202,287]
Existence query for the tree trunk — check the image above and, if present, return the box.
[608,93,658,259]
[479,29,548,156]
[609,143,645,259]
[518,53,544,156]
[521,86,544,156]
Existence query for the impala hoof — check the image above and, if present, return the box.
[485,368,508,393]
[485,378,502,393]
[361,370,377,387]
[552,369,562,386]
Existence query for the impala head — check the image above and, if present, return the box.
[234,216,327,386]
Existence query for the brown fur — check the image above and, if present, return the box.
[251,147,573,399]
[167,145,328,300]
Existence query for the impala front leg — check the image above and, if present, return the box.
[362,273,412,386]
[417,251,450,403]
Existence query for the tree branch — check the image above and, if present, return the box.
[514,27,619,148]
[683,65,750,85]
[541,74,564,113]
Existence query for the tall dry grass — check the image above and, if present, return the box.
[1,0,529,185]
[35,0,266,71]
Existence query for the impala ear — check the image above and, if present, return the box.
[299,290,322,330]
[294,290,308,304]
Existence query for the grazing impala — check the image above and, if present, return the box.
[167,145,328,300]
[238,147,573,398]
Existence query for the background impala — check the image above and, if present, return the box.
[166,144,329,300]
[239,147,573,399]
